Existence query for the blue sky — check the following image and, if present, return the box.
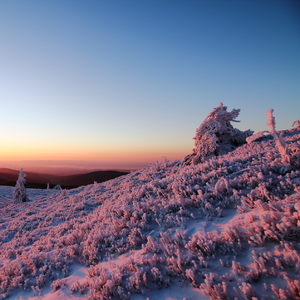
[0,0,299,172]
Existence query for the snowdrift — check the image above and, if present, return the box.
[0,106,300,300]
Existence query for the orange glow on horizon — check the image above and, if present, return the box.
[0,144,188,170]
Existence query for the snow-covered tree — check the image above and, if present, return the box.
[184,103,253,165]
[13,168,28,203]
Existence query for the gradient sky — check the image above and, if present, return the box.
[1,0,299,172]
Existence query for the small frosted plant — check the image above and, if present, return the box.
[292,120,300,128]
[13,168,28,202]
[266,109,292,164]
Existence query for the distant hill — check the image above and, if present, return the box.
[0,168,128,189]
[57,170,129,188]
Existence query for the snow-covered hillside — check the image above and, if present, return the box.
[1,108,300,300]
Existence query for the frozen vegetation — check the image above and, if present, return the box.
[184,103,253,165]
[0,105,300,300]
[13,169,28,203]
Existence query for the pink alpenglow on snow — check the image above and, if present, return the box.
[0,105,300,300]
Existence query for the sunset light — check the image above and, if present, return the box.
[1,2,299,298]
[0,0,299,173]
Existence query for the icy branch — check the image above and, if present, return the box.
[292,120,300,128]
[266,109,292,165]
[246,131,269,144]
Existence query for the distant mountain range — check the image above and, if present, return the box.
[0,168,128,189]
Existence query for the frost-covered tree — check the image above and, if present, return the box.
[13,168,28,203]
[184,103,253,165]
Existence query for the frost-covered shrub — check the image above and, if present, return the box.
[117,286,130,300]
[184,103,253,165]
[185,268,198,287]
[36,274,46,288]
[199,273,227,300]
[149,156,172,171]
[143,236,161,254]
[150,267,163,287]
[50,278,66,292]
[13,168,28,203]
[185,232,218,257]
[71,281,89,294]
[236,282,254,298]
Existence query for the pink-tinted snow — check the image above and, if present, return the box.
[1,114,300,299]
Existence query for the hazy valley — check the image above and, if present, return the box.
[0,169,128,190]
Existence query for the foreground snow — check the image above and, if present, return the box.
[0,128,300,300]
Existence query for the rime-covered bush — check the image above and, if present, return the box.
[51,279,66,292]
[184,103,253,165]
[13,168,28,203]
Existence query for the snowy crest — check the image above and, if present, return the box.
[184,103,253,165]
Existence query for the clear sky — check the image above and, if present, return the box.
[1,0,299,173]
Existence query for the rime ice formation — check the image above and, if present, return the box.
[266,109,292,165]
[184,103,253,165]
[0,109,300,300]
[13,168,28,203]
[292,120,300,128]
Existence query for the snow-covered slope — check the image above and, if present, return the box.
[1,127,300,299]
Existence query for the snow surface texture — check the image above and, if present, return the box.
[0,108,300,300]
